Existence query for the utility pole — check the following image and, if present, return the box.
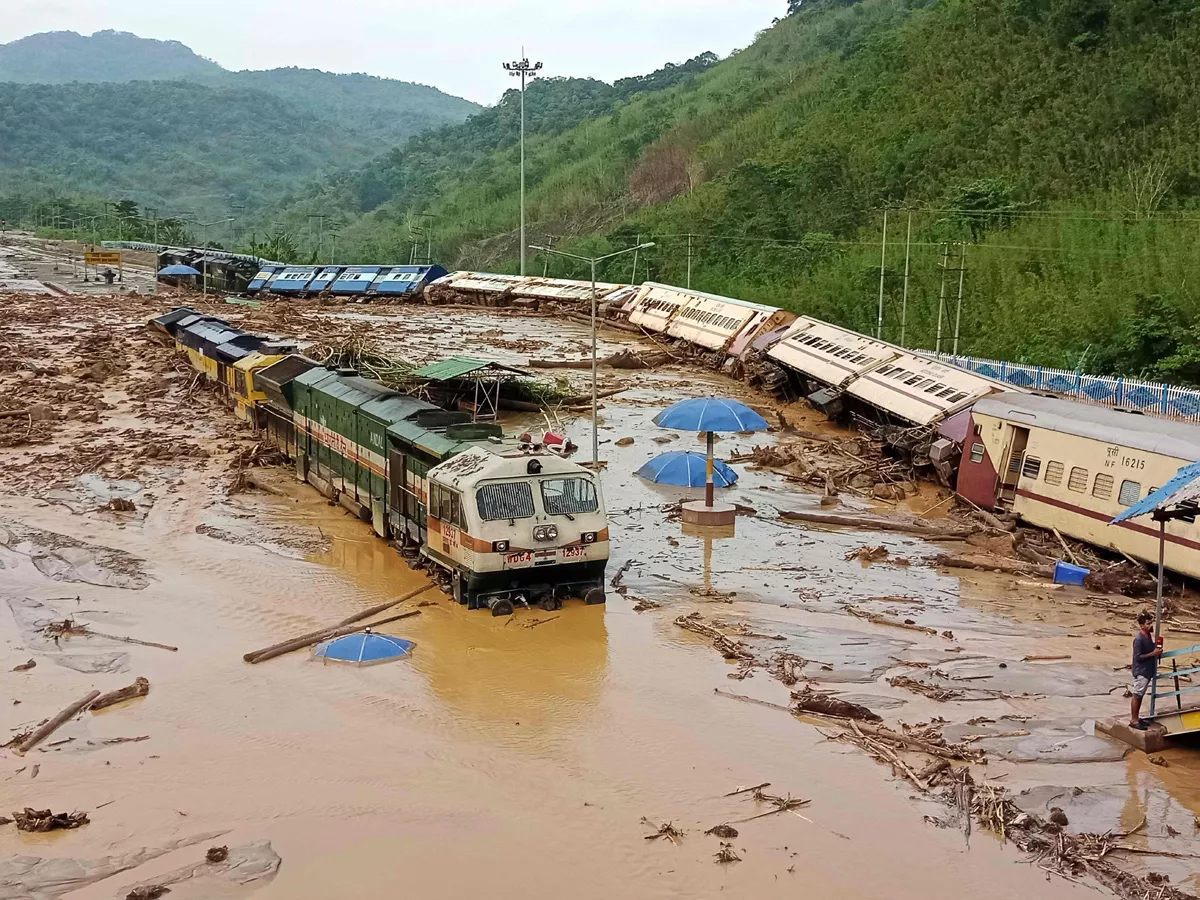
[952,242,967,356]
[876,207,888,339]
[900,210,912,348]
[686,234,693,289]
[935,242,951,354]
[308,214,327,261]
[503,53,542,276]
[630,232,642,284]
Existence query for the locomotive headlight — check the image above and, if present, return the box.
[492,540,509,552]
[581,531,597,544]
[533,524,559,542]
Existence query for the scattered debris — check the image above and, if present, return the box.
[641,818,684,844]
[847,607,943,638]
[15,689,101,753]
[12,658,35,671]
[714,842,741,864]
[888,676,963,702]
[705,824,739,838]
[791,688,881,722]
[91,676,150,711]
[125,886,170,900]
[731,787,810,822]
[13,807,89,832]
[1149,755,1170,768]
[105,497,137,512]
[845,545,890,563]
[206,845,229,863]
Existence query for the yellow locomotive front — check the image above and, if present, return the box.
[422,447,610,616]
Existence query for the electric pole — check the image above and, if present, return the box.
[952,242,967,356]
[876,207,888,339]
[503,53,542,276]
[935,242,951,354]
[900,210,912,348]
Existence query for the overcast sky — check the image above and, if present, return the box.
[2,1,785,104]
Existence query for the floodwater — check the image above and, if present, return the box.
[4,297,1200,898]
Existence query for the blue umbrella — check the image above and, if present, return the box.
[637,451,738,488]
[312,629,415,666]
[652,397,766,506]
[653,397,769,433]
[158,264,201,276]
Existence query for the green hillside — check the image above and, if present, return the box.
[0,30,223,83]
[0,31,479,221]
[0,81,390,218]
[272,0,1200,384]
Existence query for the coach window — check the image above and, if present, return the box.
[1022,456,1042,480]
[1045,461,1064,486]
[429,483,443,519]
[1068,467,1089,493]
[1118,480,1142,506]
[969,443,985,464]
[1092,473,1114,501]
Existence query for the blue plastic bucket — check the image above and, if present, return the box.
[1053,561,1090,586]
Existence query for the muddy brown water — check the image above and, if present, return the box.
[3,299,1200,898]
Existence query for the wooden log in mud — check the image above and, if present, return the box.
[242,584,434,663]
[791,690,881,722]
[778,510,973,541]
[16,690,101,754]
[932,553,1054,579]
[247,610,421,664]
[90,677,149,712]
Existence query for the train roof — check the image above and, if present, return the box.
[429,445,592,490]
[641,282,781,313]
[973,392,1200,461]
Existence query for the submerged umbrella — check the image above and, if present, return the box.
[312,629,415,666]
[158,264,201,277]
[652,397,767,506]
[637,451,738,488]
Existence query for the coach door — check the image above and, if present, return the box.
[996,426,1030,509]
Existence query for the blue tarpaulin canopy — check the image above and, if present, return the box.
[637,451,738,488]
[158,264,201,276]
[653,397,769,433]
[1111,460,1200,524]
[312,630,415,666]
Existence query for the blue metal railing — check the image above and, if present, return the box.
[1150,643,1200,717]
[917,352,1200,423]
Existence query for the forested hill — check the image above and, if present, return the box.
[275,0,1200,384]
[0,30,480,213]
[0,30,222,83]
[0,31,480,141]
[0,81,378,216]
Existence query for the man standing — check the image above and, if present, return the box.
[1130,611,1164,730]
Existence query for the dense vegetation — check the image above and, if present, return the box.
[265,0,1200,384]
[0,30,223,83]
[0,31,479,220]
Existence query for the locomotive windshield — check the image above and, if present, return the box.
[476,481,536,521]
[541,477,598,516]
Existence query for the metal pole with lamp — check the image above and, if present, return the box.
[530,241,655,466]
[503,54,543,276]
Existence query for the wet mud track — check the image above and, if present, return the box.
[3,281,1200,898]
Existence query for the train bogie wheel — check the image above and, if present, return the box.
[584,588,607,606]
[491,598,515,617]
